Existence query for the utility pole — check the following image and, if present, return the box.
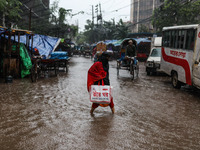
[92,5,94,29]
[29,8,32,30]
[99,3,103,26]
[92,5,95,43]
[95,4,98,27]
[2,13,5,27]
[136,0,140,32]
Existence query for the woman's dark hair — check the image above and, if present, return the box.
[99,51,110,72]
[101,51,111,58]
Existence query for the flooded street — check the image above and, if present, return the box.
[0,57,200,150]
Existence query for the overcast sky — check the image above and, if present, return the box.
[50,0,131,32]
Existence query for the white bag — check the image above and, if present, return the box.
[90,85,111,104]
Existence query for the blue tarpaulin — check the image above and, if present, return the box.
[0,31,5,34]
[104,40,118,45]
[121,38,151,47]
[134,38,151,44]
[50,51,69,59]
[10,34,61,58]
[0,28,5,34]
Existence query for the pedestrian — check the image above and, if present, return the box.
[87,51,115,114]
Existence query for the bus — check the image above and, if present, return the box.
[161,24,200,89]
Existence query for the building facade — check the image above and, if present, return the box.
[130,0,199,33]
[130,0,163,33]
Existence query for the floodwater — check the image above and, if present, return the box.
[0,57,200,150]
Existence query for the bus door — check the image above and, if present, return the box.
[192,30,200,87]
[193,54,200,87]
[193,59,200,87]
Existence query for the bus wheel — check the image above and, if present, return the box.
[171,72,181,89]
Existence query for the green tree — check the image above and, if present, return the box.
[58,8,72,25]
[76,32,87,45]
[103,20,115,40]
[83,18,130,44]
[114,19,130,39]
[152,0,200,32]
[84,19,97,43]
[0,0,22,27]
[138,24,149,33]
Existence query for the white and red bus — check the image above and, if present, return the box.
[161,24,200,89]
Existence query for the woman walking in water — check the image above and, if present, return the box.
[87,52,115,114]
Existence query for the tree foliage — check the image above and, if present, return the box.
[82,19,130,44]
[138,24,149,33]
[0,0,78,40]
[152,0,200,32]
[0,0,22,26]
[114,19,129,39]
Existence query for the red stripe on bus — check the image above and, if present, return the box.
[162,47,192,85]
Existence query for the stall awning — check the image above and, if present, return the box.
[10,34,61,58]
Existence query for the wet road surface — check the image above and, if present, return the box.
[0,57,200,150]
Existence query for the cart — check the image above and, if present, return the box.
[30,57,69,82]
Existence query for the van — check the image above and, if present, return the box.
[146,37,162,75]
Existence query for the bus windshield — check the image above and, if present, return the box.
[150,48,161,57]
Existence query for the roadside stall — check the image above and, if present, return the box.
[0,27,70,83]
[0,27,33,82]
[29,34,69,82]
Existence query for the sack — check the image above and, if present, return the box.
[90,85,112,104]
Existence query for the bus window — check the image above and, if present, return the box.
[162,31,166,46]
[163,31,170,47]
[183,30,187,49]
[177,30,182,48]
[175,30,179,48]
[185,29,196,50]
[190,30,195,50]
[180,30,186,49]
[171,30,176,48]
[169,31,172,47]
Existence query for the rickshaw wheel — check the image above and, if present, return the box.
[135,65,139,78]
[130,63,134,80]
[117,61,120,77]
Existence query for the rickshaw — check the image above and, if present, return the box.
[117,38,139,80]
[83,45,92,57]
[105,40,117,60]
